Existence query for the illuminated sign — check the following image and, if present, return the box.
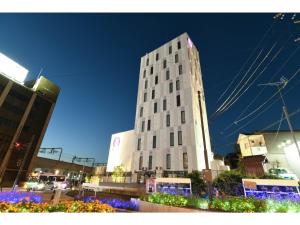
[0,52,28,83]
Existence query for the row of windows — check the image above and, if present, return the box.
[143,63,183,81]
[138,152,188,171]
[145,41,182,67]
[140,109,185,132]
[137,130,183,151]
[143,78,181,103]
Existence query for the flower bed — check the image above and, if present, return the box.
[141,193,300,213]
[0,192,42,204]
[82,196,138,211]
[0,200,115,213]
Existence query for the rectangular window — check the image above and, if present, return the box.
[153,136,156,149]
[181,110,185,124]
[166,114,170,127]
[163,59,167,69]
[166,154,171,169]
[179,64,183,75]
[140,107,143,117]
[146,58,149,66]
[144,93,147,102]
[175,53,178,63]
[176,95,181,106]
[169,82,173,93]
[152,89,155,99]
[170,132,174,146]
[154,102,157,113]
[143,70,146,78]
[176,80,180,90]
[155,76,158,85]
[166,70,170,80]
[177,41,181,49]
[178,131,182,145]
[169,46,172,54]
[163,99,167,111]
[141,121,145,132]
[139,156,143,170]
[156,53,159,61]
[137,138,141,150]
[183,153,188,169]
[148,155,152,170]
[150,66,153,74]
[147,119,151,131]
[145,80,148,89]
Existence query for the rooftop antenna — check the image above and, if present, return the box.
[36,68,43,80]
[258,75,300,158]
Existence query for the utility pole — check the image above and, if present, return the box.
[259,76,300,158]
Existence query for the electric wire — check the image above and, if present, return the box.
[216,19,277,104]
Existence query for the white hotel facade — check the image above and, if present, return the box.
[107,33,214,177]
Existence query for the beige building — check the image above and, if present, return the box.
[237,131,300,178]
[107,33,214,176]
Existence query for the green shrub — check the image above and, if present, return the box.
[213,170,244,196]
[186,197,209,209]
[146,193,188,207]
[186,171,207,196]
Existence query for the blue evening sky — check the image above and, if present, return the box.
[0,14,299,163]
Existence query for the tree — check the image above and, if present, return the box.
[186,171,207,196]
[111,165,125,183]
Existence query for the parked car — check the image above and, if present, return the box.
[268,168,298,180]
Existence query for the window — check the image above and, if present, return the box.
[177,41,181,49]
[155,75,158,85]
[183,153,188,169]
[166,114,170,127]
[175,53,178,63]
[146,58,149,66]
[179,64,183,75]
[166,70,170,80]
[153,136,156,149]
[140,107,143,117]
[145,80,148,89]
[154,102,157,113]
[178,131,182,145]
[144,93,147,102]
[176,80,180,90]
[141,121,145,132]
[143,70,146,78]
[176,95,181,106]
[169,46,172,54]
[137,138,141,150]
[147,120,151,131]
[156,53,159,61]
[152,89,155,99]
[170,132,174,146]
[169,82,173,93]
[181,110,185,124]
[139,156,143,170]
[163,99,167,111]
[163,59,167,68]
[166,154,171,169]
[148,155,152,170]
[150,66,153,74]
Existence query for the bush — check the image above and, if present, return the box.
[186,171,207,196]
[213,170,244,196]
[146,193,188,207]
[210,197,267,212]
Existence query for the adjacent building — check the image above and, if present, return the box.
[237,131,300,178]
[107,33,214,178]
[0,52,60,187]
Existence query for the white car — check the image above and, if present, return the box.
[269,168,299,180]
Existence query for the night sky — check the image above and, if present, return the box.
[0,13,299,163]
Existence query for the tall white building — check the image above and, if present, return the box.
[107,33,213,176]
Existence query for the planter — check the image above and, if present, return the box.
[137,200,204,212]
